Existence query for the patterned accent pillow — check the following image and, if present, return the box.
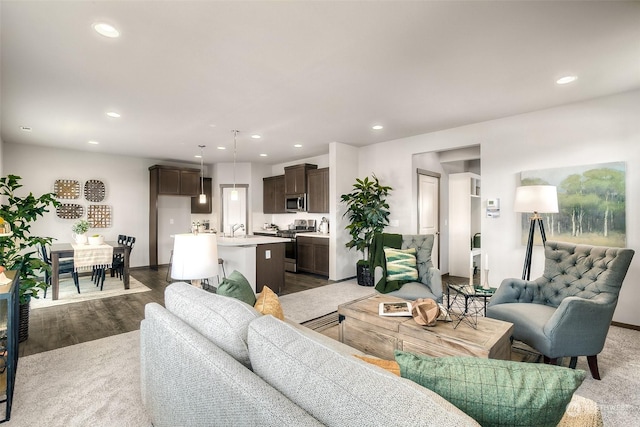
[254,286,284,320]
[216,270,256,306]
[395,351,586,427]
[384,247,418,281]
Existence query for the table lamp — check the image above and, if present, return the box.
[514,185,558,280]
[171,233,219,288]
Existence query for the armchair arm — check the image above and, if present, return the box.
[488,278,538,306]
[424,267,442,301]
[374,266,384,285]
[542,297,614,356]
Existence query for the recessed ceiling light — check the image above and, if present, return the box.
[556,75,577,85]
[20,126,32,132]
[88,140,100,145]
[106,111,121,118]
[93,22,120,38]
[294,144,302,148]
[251,134,261,139]
[217,146,226,150]
[372,125,384,130]
[259,153,268,157]
[194,154,202,158]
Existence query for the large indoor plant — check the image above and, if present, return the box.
[340,174,392,286]
[0,175,59,341]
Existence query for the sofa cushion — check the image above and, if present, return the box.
[216,270,256,306]
[165,282,261,368]
[384,247,419,281]
[247,315,480,426]
[254,286,284,320]
[395,351,586,427]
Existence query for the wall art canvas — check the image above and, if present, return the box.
[520,162,626,247]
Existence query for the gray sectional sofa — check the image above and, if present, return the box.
[140,282,601,426]
[140,282,479,426]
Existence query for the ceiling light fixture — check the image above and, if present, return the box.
[259,153,268,157]
[372,125,384,130]
[217,146,226,150]
[106,111,121,118]
[556,75,577,85]
[251,134,261,139]
[88,140,99,145]
[231,130,239,201]
[93,22,120,38]
[198,145,207,204]
[294,144,302,148]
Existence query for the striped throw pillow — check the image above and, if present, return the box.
[384,247,418,281]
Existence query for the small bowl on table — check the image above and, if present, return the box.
[88,235,105,245]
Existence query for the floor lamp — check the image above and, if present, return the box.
[171,233,219,288]
[514,185,558,281]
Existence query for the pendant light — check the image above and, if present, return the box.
[231,130,239,201]
[198,145,207,204]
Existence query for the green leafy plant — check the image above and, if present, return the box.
[340,174,392,260]
[72,219,89,234]
[0,175,60,304]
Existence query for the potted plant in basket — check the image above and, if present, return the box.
[0,175,59,341]
[71,219,90,244]
[340,174,392,286]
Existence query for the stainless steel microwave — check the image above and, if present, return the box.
[285,193,307,212]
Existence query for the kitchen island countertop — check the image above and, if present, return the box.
[217,235,290,246]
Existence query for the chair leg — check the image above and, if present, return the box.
[73,272,80,294]
[99,268,106,291]
[569,357,578,369]
[587,355,601,380]
[543,356,559,366]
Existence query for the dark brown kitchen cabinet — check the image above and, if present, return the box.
[284,163,317,194]
[307,167,329,213]
[263,175,286,214]
[191,177,212,214]
[151,165,201,196]
[149,164,203,269]
[297,236,329,276]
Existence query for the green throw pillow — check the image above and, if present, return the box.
[384,247,418,281]
[394,351,585,427]
[216,270,256,306]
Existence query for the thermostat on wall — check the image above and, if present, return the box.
[486,198,500,218]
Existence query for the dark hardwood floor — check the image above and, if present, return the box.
[19,266,329,357]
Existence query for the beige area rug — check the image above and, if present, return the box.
[279,279,376,323]
[7,331,151,427]
[31,275,151,308]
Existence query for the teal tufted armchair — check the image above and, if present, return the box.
[486,240,634,379]
[372,234,443,302]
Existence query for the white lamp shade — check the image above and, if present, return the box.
[171,233,219,280]
[514,185,559,213]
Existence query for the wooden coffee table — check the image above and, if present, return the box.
[338,294,513,360]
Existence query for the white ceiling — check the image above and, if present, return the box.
[2,1,639,165]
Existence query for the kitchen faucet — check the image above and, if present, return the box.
[231,223,245,237]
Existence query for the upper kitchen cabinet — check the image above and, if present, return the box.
[150,165,201,196]
[307,167,329,213]
[263,175,286,214]
[284,163,317,194]
[191,177,212,214]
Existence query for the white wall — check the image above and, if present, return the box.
[358,90,640,326]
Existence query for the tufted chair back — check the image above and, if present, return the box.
[529,241,634,308]
[401,234,435,282]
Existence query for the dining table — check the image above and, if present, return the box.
[49,241,131,300]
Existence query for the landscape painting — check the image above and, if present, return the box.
[520,162,626,247]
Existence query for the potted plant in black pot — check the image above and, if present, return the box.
[340,175,392,286]
[0,175,59,342]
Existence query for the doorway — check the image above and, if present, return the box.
[220,184,248,236]
[417,169,440,267]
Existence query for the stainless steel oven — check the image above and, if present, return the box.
[277,219,316,273]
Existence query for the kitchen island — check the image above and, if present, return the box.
[217,235,289,294]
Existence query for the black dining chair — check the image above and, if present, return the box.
[111,236,135,281]
[40,244,80,296]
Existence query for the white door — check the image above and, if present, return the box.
[418,172,440,267]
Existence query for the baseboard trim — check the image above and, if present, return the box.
[612,321,640,331]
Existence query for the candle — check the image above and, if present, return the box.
[485,254,489,271]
